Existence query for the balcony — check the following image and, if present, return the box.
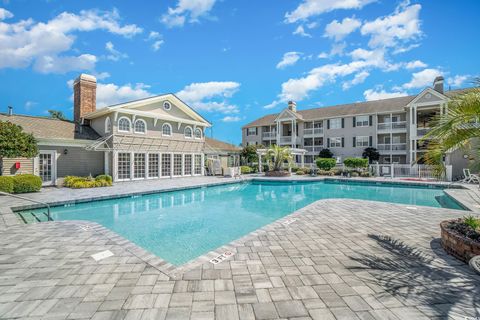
[416,127,431,137]
[303,127,324,136]
[377,143,407,154]
[304,145,323,153]
[262,131,276,140]
[279,136,301,145]
[377,121,407,132]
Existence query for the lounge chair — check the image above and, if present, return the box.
[462,169,480,184]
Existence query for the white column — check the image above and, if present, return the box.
[201,154,205,176]
[170,153,174,178]
[191,153,195,176]
[291,119,295,149]
[301,153,304,168]
[181,154,185,176]
[276,122,280,145]
[258,153,262,173]
[112,151,117,182]
[104,151,110,175]
[130,152,134,180]
[145,153,149,179]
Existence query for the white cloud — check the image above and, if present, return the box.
[0,9,142,73]
[317,52,328,59]
[146,31,164,51]
[364,88,408,101]
[177,81,241,114]
[24,100,37,110]
[447,75,470,88]
[96,82,153,108]
[324,17,361,41]
[105,41,128,61]
[148,31,161,39]
[161,0,217,28]
[221,116,241,122]
[342,70,369,90]
[405,60,427,69]
[361,2,422,49]
[285,0,376,23]
[402,68,442,89]
[152,40,164,51]
[276,52,302,69]
[0,7,13,20]
[292,25,311,37]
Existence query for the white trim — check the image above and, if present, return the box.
[163,101,171,110]
[118,116,132,133]
[162,123,172,136]
[36,150,57,186]
[134,118,147,134]
[184,126,193,139]
[194,128,202,139]
[105,117,112,133]
[406,87,447,107]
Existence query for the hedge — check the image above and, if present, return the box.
[241,166,252,174]
[316,158,337,170]
[64,175,113,189]
[343,158,369,168]
[0,176,14,193]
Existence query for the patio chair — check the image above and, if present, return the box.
[462,169,480,184]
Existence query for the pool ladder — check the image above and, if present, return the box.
[0,191,52,223]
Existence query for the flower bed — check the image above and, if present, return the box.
[265,171,290,177]
[440,217,480,263]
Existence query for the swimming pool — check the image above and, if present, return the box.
[17,180,465,265]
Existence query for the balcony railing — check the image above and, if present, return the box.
[416,127,431,137]
[280,136,292,144]
[303,127,324,135]
[304,145,323,153]
[377,143,407,151]
[262,131,276,139]
[377,121,407,131]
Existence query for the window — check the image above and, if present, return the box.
[384,156,400,164]
[118,117,131,132]
[161,154,171,177]
[105,117,112,133]
[194,154,202,174]
[117,153,131,180]
[133,153,146,179]
[329,137,342,148]
[162,123,172,136]
[194,128,202,139]
[355,115,369,127]
[163,101,171,110]
[134,119,146,134]
[184,126,193,139]
[247,127,257,136]
[184,154,192,175]
[174,154,183,175]
[329,118,342,129]
[356,136,370,147]
[148,154,159,178]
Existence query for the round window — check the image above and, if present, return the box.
[163,101,171,110]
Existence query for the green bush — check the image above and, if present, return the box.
[241,166,252,174]
[296,170,305,175]
[318,170,335,176]
[316,158,337,170]
[360,172,371,178]
[12,174,42,193]
[464,216,480,230]
[0,176,14,193]
[343,158,369,169]
[64,174,112,189]
[291,166,299,173]
[350,171,359,177]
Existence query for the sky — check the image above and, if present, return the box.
[0,0,478,145]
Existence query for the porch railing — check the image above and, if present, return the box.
[303,128,323,135]
[377,121,407,131]
[369,163,450,181]
[377,143,407,151]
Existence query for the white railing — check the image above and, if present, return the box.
[280,136,292,144]
[377,121,407,131]
[262,132,276,139]
[304,146,323,153]
[370,163,450,181]
[377,143,407,151]
[303,127,324,135]
[416,128,431,137]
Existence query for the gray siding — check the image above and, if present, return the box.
[40,146,104,177]
[1,157,34,176]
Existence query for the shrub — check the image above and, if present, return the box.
[64,174,112,189]
[0,176,14,193]
[464,216,480,230]
[360,172,371,178]
[318,148,333,158]
[316,158,337,170]
[291,166,299,173]
[296,170,305,175]
[12,174,42,193]
[241,166,252,174]
[350,171,359,177]
[343,158,369,169]
[318,170,334,176]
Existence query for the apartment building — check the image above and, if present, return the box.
[243,77,464,167]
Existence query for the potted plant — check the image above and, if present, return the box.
[440,216,480,263]
[264,145,292,177]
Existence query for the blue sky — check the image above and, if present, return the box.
[0,0,478,145]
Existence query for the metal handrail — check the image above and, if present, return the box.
[0,191,52,221]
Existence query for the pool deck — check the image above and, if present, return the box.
[0,176,480,319]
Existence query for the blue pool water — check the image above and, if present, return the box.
[19,180,464,265]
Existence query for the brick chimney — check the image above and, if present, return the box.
[73,74,97,123]
[288,101,297,112]
[433,76,444,94]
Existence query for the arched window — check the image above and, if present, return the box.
[184,126,193,138]
[194,128,202,139]
[162,123,172,136]
[118,117,131,132]
[105,117,112,133]
[134,119,146,134]
[163,101,171,110]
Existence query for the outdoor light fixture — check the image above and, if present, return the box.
[64,149,68,155]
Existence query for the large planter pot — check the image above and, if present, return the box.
[440,220,480,263]
[265,171,291,177]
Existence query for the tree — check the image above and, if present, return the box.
[240,144,263,164]
[362,147,380,163]
[266,145,293,171]
[48,110,66,120]
[0,121,38,159]
[318,148,333,158]
[422,79,480,175]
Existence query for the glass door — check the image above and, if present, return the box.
[37,151,56,185]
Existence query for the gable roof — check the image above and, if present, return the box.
[205,137,241,153]
[83,93,212,127]
[0,113,100,141]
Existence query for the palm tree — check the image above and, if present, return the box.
[266,145,293,171]
[422,79,480,175]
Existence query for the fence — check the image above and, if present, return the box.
[369,163,451,181]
